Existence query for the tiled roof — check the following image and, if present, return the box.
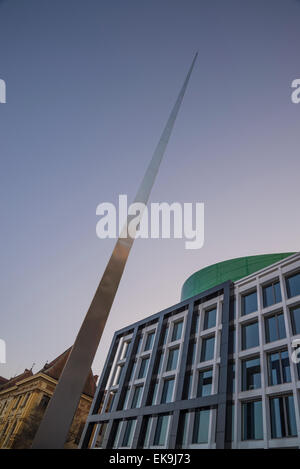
[39,348,97,398]
[0,350,97,398]
[0,369,33,391]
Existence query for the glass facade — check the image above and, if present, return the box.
[286,272,300,298]
[242,322,259,350]
[268,350,291,386]
[204,307,217,329]
[263,281,282,307]
[201,336,215,362]
[242,357,261,391]
[192,409,210,444]
[161,379,175,404]
[83,254,300,450]
[242,291,258,316]
[242,400,263,441]
[197,369,213,397]
[270,395,297,438]
[265,312,286,343]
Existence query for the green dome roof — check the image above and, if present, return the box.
[181,253,295,301]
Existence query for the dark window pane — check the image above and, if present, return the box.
[154,415,169,446]
[263,281,282,308]
[269,350,291,386]
[122,419,136,447]
[138,357,149,379]
[204,308,217,329]
[242,357,261,391]
[172,321,183,341]
[286,272,300,298]
[291,306,300,335]
[162,325,169,345]
[157,352,164,375]
[225,403,235,442]
[242,400,263,440]
[166,348,179,371]
[183,373,193,399]
[131,386,143,409]
[161,379,175,403]
[192,409,210,444]
[144,332,155,351]
[242,291,258,316]
[265,313,286,343]
[197,369,213,397]
[201,336,215,362]
[270,396,297,438]
[242,322,259,350]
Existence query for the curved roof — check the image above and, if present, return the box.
[181,253,295,300]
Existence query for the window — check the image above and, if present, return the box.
[153,415,169,446]
[12,395,22,410]
[263,281,282,307]
[197,369,213,397]
[162,325,169,345]
[112,421,122,448]
[166,348,179,371]
[177,411,189,448]
[161,378,175,403]
[113,365,124,386]
[265,312,286,342]
[120,341,130,360]
[203,307,217,329]
[190,341,196,365]
[242,291,258,316]
[157,352,164,375]
[142,417,153,448]
[151,381,159,405]
[136,335,143,354]
[94,422,107,448]
[20,393,30,408]
[144,332,155,351]
[122,419,136,447]
[105,391,116,412]
[242,400,263,440]
[242,357,261,391]
[138,357,150,379]
[39,395,50,410]
[286,272,300,298]
[270,395,297,438]
[242,321,259,350]
[192,409,210,444]
[268,350,291,386]
[122,388,130,410]
[183,373,193,399]
[131,386,143,409]
[172,321,183,341]
[290,306,300,335]
[129,361,137,382]
[192,314,200,335]
[201,336,215,362]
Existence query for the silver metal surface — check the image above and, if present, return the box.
[32,53,198,449]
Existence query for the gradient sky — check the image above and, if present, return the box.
[1,0,300,380]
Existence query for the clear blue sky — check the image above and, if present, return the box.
[1,0,300,379]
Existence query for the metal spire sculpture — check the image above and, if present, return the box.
[32,52,198,449]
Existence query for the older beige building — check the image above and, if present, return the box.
[0,349,97,449]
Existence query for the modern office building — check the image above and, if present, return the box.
[80,252,300,449]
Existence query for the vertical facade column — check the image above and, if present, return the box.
[79,332,120,448]
[215,281,232,449]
